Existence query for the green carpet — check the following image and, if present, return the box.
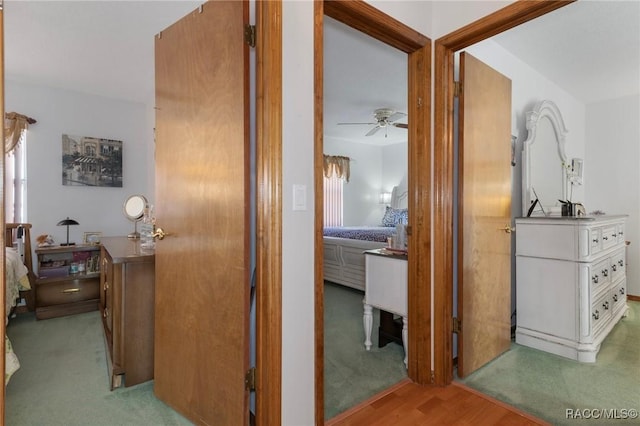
[459,301,640,426]
[324,282,407,420]
[6,311,191,426]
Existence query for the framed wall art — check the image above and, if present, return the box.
[62,134,123,187]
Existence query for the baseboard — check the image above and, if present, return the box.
[627,295,640,302]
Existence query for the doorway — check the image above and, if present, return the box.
[432,1,574,385]
[314,1,431,423]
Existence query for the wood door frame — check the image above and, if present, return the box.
[255,2,282,425]
[432,0,575,386]
[0,7,5,421]
[314,1,431,423]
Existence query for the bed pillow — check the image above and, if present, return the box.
[381,206,408,227]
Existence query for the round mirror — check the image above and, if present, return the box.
[123,194,148,238]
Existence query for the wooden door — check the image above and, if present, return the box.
[457,52,512,377]
[154,2,250,424]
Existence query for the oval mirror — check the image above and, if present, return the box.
[123,194,148,238]
[522,100,568,216]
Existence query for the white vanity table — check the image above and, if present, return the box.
[363,249,407,368]
[515,215,628,362]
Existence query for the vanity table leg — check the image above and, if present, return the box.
[402,316,408,368]
[363,302,373,351]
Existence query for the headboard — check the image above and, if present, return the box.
[5,223,35,311]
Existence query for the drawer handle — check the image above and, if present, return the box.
[612,264,617,272]
[62,288,80,294]
[619,260,624,267]
[613,294,618,302]
[593,310,600,320]
[592,275,599,284]
[603,235,608,241]
[612,233,617,238]
[620,287,625,295]
[602,301,609,310]
[593,238,599,243]
[602,269,608,277]
[619,231,624,236]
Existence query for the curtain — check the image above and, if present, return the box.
[5,112,36,154]
[323,154,351,182]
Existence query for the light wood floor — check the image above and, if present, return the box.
[326,379,550,426]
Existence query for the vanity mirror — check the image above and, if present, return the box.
[521,100,569,216]
[123,194,148,239]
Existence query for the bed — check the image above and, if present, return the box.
[5,223,35,384]
[323,188,408,291]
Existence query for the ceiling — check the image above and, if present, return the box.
[4,1,639,145]
[5,1,201,104]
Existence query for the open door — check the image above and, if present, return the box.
[153,2,251,424]
[457,52,512,377]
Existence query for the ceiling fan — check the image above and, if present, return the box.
[337,108,408,137]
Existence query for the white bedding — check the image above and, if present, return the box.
[5,246,30,384]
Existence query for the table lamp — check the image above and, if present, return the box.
[57,217,79,246]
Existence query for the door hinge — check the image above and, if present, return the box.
[245,367,256,391]
[430,370,435,384]
[454,81,462,97]
[406,225,412,236]
[452,317,461,334]
[244,24,256,48]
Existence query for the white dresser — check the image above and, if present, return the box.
[515,215,628,362]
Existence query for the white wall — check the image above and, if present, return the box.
[324,138,407,226]
[5,80,151,263]
[586,95,640,297]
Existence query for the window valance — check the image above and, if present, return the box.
[5,112,36,154]
[323,155,351,182]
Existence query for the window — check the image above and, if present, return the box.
[323,174,343,227]
[5,133,27,223]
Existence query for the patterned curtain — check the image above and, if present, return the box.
[323,154,351,182]
[5,112,36,154]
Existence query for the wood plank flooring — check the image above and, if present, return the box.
[326,379,550,426]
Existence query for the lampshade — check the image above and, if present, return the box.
[379,192,392,205]
[57,217,79,246]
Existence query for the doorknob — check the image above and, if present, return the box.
[152,227,169,240]
[500,225,515,234]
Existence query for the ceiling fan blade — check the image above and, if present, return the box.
[386,112,407,122]
[365,125,381,136]
[392,122,408,129]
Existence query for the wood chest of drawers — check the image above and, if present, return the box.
[100,237,155,389]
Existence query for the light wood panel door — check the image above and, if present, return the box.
[154,2,250,424]
[457,52,512,377]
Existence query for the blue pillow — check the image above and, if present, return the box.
[381,206,408,227]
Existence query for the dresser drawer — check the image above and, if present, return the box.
[36,277,99,307]
[589,258,611,296]
[601,225,618,251]
[610,249,626,282]
[611,279,627,314]
[591,291,612,337]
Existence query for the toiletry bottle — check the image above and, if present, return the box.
[140,205,155,249]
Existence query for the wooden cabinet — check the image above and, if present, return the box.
[100,236,155,389]
[35,245,101,320]
[515,215,628,362]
